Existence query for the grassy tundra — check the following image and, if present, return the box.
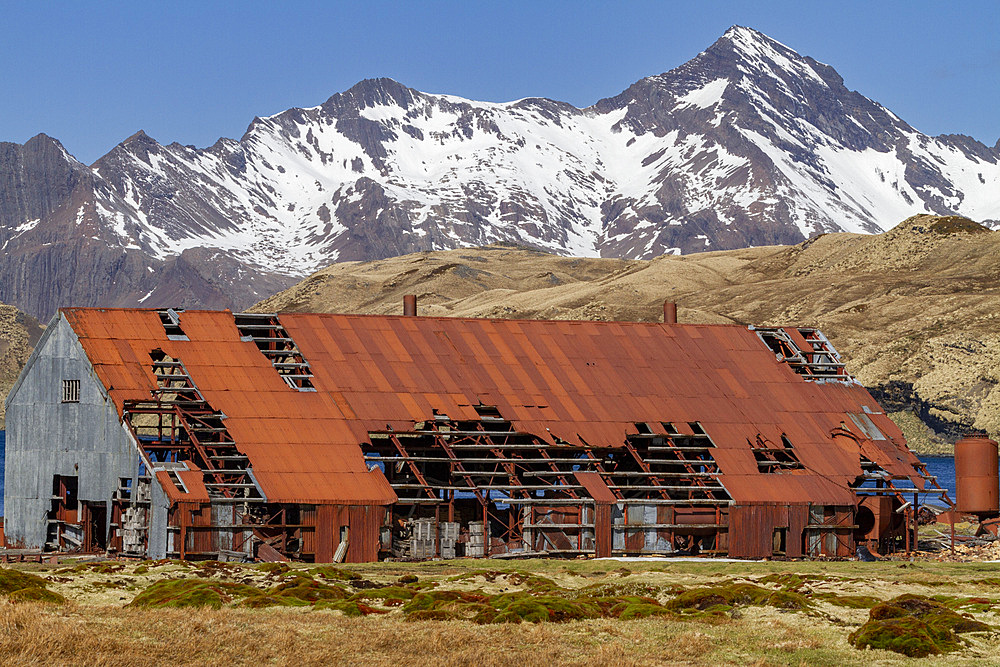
[1,557,999,665]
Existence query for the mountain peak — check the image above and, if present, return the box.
[323,77,416,112]
[721,24,768,41]
[715,25,798,58]
[122,129,158,146]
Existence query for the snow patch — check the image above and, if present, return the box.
[676,79,729,109]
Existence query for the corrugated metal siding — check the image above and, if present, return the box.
[3,317,139,549]
[348,505,383,563]
[730,504,787,559]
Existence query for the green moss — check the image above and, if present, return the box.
[78,562,127,575]
[481,592,601,624]
[398,574,418,585]
[311,566,361,581]
[0,568,51,595]
[815,593,880,609]
[849,617,958,657]
[403,590,488,614]
[129,578,261,609]
[758,573,825,591]
[255,562,290,575]
[314,599,385,616]
[266,579,349,603]
[7,586,66,604]
[667,583,810,614]
[133,566,149,575]
[931,595,995,613]
[350,586,415,601]
[612,601,673,620]
[849,594,992,657]
[493,598,550,624]
[581,581,668,598]
[872,594,991,634]
[446,569,558,591]
[765,590,812,610]
[528,596,600,622]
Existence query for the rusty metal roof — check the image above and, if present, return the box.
[62,308,923,505]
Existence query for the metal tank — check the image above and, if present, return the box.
[955,433,1000,517]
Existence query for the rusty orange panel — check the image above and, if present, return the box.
[60,307,925,509]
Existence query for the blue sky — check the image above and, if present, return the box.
[2,1,998,164]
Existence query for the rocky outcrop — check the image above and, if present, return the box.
[1,28,998,320]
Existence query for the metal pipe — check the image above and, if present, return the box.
[663,301,677,324]
[403,294,417,317]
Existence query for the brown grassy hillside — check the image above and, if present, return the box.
[253,215,1000,453]
[0,304,44,428]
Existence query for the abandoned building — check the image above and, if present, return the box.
[2,302,949,562]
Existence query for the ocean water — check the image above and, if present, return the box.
[922,455,957,507]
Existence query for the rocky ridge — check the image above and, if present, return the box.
[1,26,998,320]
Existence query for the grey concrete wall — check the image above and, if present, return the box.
[3,315,140,549]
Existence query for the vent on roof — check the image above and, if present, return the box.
[233,313,316,391]
[157,308,189,341]
[751,326,849,381]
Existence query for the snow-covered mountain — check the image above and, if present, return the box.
[1,26,998,319]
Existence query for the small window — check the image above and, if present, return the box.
[62,379,80,403]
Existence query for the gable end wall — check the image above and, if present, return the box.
[3,315,138,548]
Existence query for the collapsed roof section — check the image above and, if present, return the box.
[61,307,928,508]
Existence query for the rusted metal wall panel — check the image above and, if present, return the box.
[593,504,612,558]
[729,504,788,559]
[787,504,808,558]
[300,505,317,557]
[315,505,335,563]
[529,507,579,552]
[348,505,382,563]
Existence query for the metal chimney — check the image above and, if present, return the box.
[403,294,417,317]
[663,301,677,324]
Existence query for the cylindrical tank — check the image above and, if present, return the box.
[955,434,1000,517]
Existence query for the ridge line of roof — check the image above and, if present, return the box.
[60,307,763,329]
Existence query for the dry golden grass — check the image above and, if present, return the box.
[3,558,1000,666]
[0,604,833,666]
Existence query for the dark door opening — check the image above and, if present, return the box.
[772,528,787,555]
[82,502,107,552]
